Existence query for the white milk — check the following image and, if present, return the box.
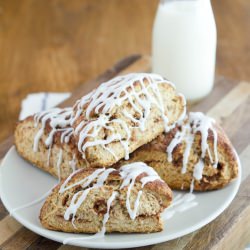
[152,0,217,102]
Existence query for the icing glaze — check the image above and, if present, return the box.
[60,162,163,235]
[73,73,185,160]
[33,108,74,179]
[166,112,218,183]
[56,149,63,181]
[193,159,205,181]
[46,144,52,166]
[32,73,185,179]
[33,108,73,152]
[62,192,119,244]
[190,178,195,193]
[119,162,164,220]
[98,191,118,235]
[162,192,198,220]
[69,154,76,172]
[9,184,57,216]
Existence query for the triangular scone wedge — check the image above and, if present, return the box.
[117,112,239,191]
[14,109,87,179]
[40,162,172,233]
[71,73,186,167]
[15,73,186,179]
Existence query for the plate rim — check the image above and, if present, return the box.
[0,146,242,249]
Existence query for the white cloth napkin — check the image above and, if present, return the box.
[19,92,71,120]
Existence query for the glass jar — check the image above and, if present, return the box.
[152,0,217,102]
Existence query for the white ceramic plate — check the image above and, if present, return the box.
[0,147,241,249]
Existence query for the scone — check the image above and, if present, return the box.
[40,162,172,233]
[121,112,238,191]
[15,73,186,179]
[71,73,186,167]
[14,108,86,179]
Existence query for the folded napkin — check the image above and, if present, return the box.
[19,92,71,120]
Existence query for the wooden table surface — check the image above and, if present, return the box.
[0,55,250,250]
[0,0,249,142]
[0,1,249,249]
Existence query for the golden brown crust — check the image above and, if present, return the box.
[72,79,186,167]
[119,122,238,191]
[15,112,238,191]
[14,76,185,179]
[40,168,172,233]
[14,116,87,178]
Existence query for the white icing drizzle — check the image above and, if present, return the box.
[167,131,183,162]
[56,149,63,181]
[60,162,163,235]
[63,168,115,225]
[69,154,77,172]
[193,159,205,181]
[33,108,74,179]
[59,168,106,194]
[33,108,73,152]
[166,112,218,183]
[97,191,118,235]
[190,178,195,193]
[190,112,218,167]
[62,192,119,244]
[9,184,57,216]
[73,73,185,160]
[182,136,194,174]
[46,144,52,166]
[119,162,164,220]
[32,73,185,178]
[162,193,198,220]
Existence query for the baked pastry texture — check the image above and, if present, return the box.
[120,112,238,191]
[71,73,186,167]
[40,162,172,234]
[14,73,186,179]
[14,108,86,179]
[15,111,239,191]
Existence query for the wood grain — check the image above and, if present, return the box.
[207,82,250,124]
[0,56,250,249]
[0,0,249,143]
[1,228,39,250]
[0,216,22,245]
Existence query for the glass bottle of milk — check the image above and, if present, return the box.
[152,0,217,102]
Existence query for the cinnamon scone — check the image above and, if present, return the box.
[71,73,186,167]
[15,73,186,178]
[120,112,238,191]
[14,108,86,179]
[40,162,172,234]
